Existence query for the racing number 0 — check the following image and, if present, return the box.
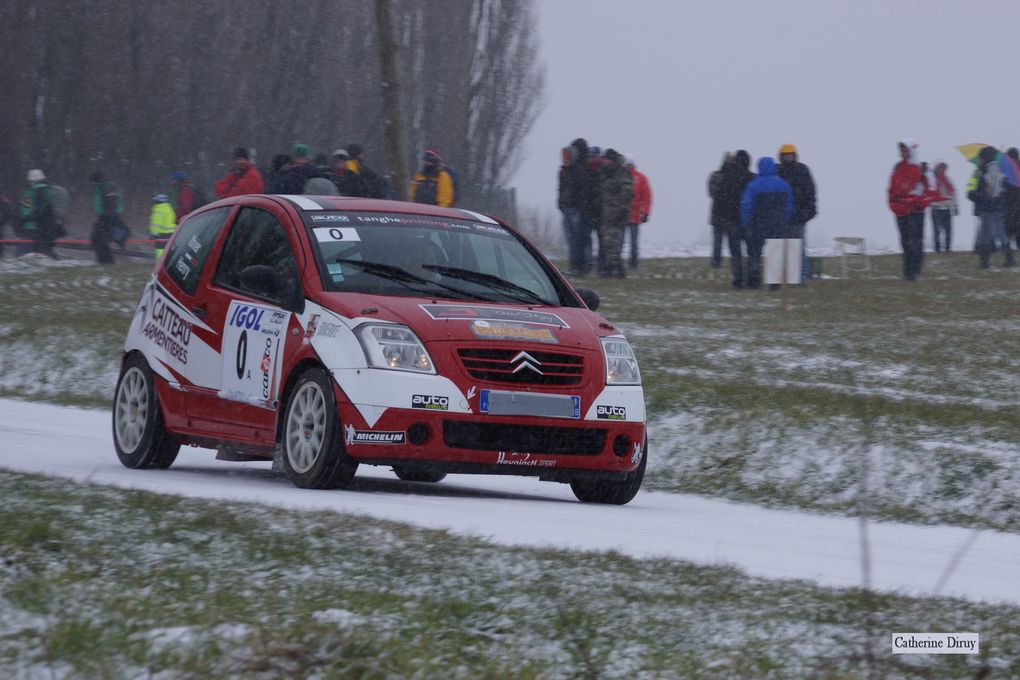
[236,330,247,379]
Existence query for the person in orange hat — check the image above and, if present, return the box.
[776,143,817,282]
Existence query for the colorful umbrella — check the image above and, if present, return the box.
[955,143,1020,186]
[955,143,989,165]
[999,153,1020,186]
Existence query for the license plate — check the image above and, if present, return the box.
[479,390,580,419]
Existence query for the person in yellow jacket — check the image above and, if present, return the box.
[149,193,177,260]
[408,147,454,207]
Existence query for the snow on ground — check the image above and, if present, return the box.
[2,398,1019,607]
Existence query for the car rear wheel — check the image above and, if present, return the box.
[112,353,180,469]
[392,466,447,483]
[281,367,358,489]
[570,440,646,505]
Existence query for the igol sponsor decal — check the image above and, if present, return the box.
[411,394,449,411]
[421,304,567,327]
[596,405,627,420]
[344,425,405,445]
[470,320,558,344]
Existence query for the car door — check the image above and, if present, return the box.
[184,203,304,441]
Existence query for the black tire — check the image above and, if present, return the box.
[280,367,358,489]
[570,440,646,505]
[112,353,180,469]
[392,466,447,483]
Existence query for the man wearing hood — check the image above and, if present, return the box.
[717,150,756,288]
[740,157,793,289]
[598,148,633,277]
[887,139,928,280]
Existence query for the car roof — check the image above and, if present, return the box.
[271,195,503,226]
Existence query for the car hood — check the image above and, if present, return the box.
[314,292,613,352]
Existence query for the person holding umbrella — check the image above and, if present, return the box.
[967,145,1014,268]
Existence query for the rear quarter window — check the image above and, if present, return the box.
[164,207,231,296]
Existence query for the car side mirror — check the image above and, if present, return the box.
[574,287,600,311]
[240,265,305,314]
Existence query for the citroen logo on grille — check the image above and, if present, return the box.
[510,351,543,375]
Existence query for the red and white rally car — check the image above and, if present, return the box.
[112,195,646,503]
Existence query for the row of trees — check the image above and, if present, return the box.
[0,0,544,229]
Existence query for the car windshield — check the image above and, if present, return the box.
[302,211,570,305]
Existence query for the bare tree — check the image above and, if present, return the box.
[0,0,543,229]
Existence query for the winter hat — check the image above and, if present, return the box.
[423,147,443,163]
[779,143,797,155]
[170,170,187,181]
[1008,148,1020,162]
[153,193,169,203]
[979,145,998,163]
[332,148,351,161]
[734,149,751,168]
[346,143,364,159]
[898,138,918,164]
[291,143,309,159]
[587,146,601,157]
[27,169,45,182]
[233,146,250,160]
[604,148,622,163]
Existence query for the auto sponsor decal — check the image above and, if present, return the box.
[470,320,558,344]
[596,405,627,421]
[411,394,449,411]
[495,452,556,467]
[344,425,405,445]
[219,301,290,407]
[421,304,568,327]
[313,226,361,242]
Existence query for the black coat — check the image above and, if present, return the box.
[776,161,817,224]
[715,158,754,225]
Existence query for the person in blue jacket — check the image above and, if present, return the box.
[739,156,793,288]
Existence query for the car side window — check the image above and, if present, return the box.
[163,207,230,296]
[213,207,299,302]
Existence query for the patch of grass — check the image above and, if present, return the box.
[0,470,1016,678]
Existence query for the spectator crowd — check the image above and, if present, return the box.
[0,142,461,263]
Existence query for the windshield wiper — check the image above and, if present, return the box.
[421,264,554,306]
[336,258,492,301]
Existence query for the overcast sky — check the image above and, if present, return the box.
[511,0,1020,252]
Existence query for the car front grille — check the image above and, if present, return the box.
[443,420,606,456]
[457,348,585,386]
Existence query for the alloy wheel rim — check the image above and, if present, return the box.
[115,367,148,453]
[286,382,327,473]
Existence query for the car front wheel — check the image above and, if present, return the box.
[281,367,358,489]
[112,353,180,469]
[570,440,646,505]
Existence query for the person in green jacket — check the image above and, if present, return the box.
[149,194,177,260]
[18,169,58,258]
[89,172,123,217]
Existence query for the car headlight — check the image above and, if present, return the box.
[356,324,435,374]
[601,336,641,385]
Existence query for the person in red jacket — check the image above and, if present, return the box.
[625,156,652,270]
[214,147,264,199]
[888,138,930,281]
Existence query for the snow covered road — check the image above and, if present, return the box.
[2,398,1018,606]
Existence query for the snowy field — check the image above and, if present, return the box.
[1,252,1019,677]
